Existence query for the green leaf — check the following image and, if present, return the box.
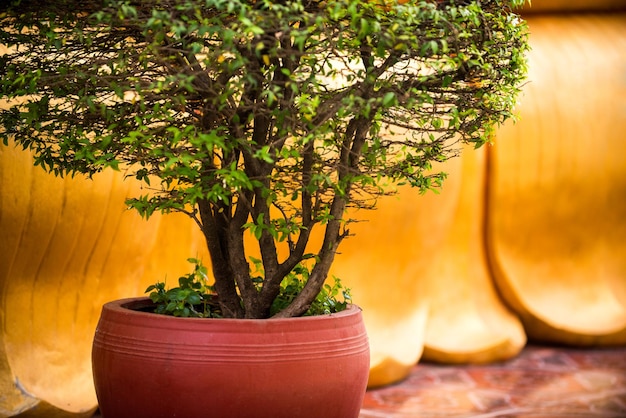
[382,92,396,107]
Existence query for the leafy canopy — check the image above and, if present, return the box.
[0,0,529,318]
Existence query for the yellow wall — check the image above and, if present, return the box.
[1,1,625,415]
[0,143,208,416]
[486,13,626,346]
[519,0,626,13]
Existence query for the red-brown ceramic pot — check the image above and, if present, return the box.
[92,297,370,418]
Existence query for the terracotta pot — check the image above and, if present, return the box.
[92,298,370,418]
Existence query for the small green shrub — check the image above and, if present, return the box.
[146,258,351,318]
[146,259,220,318]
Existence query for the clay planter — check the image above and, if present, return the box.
[92,297,370,418]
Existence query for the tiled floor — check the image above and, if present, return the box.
[360,344,626,418]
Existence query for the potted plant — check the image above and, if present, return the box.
[0,0,528,416]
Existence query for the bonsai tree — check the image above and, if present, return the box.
[0,0,528,319]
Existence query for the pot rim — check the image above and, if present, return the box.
[103,296,362,323]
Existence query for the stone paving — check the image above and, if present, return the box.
[360,344,626,418]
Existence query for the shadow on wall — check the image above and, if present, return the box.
[1,1,625,416]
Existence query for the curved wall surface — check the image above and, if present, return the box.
[486,13,626,346]
[0,143,207,416]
